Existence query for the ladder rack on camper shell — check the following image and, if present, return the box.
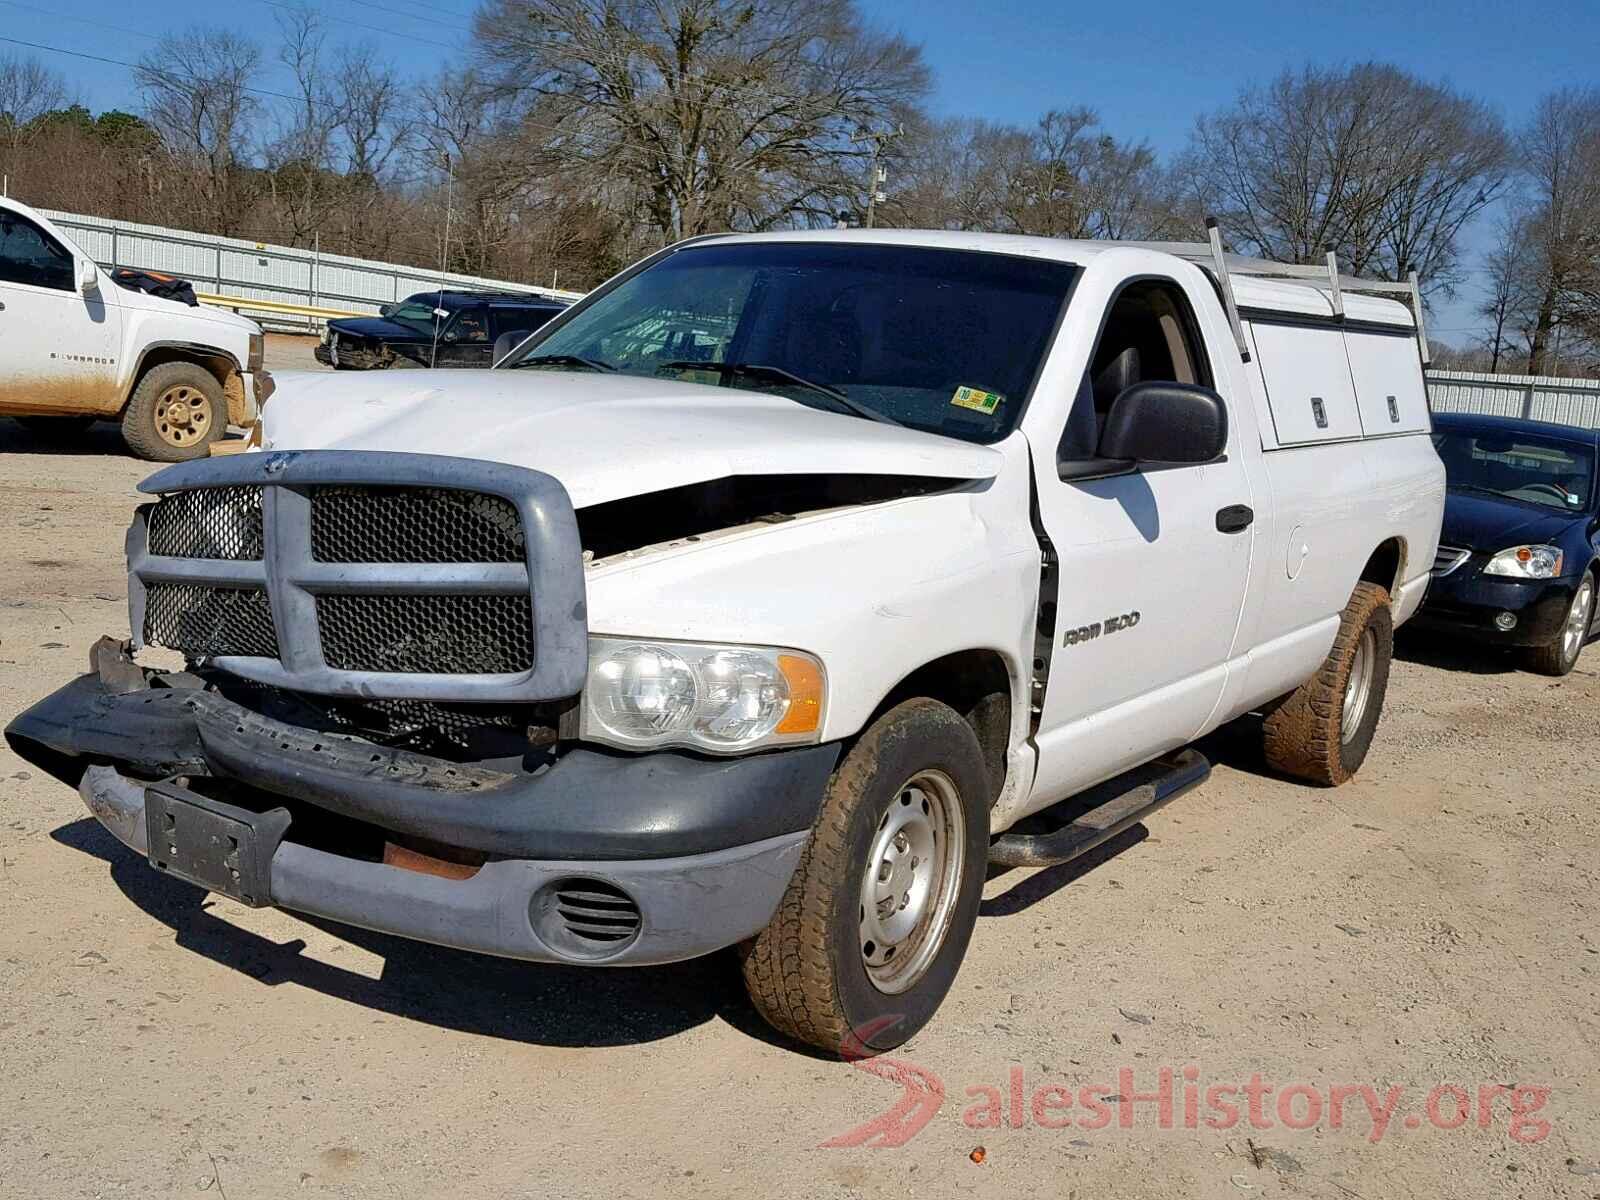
[1120,218,1431,367]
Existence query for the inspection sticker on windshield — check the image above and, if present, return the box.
[951,385,1003,414]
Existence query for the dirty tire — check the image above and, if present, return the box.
[1524,570,1595,677]
[1262,582,1393,786]
[739,698,990,1056]
[120,362,223,462]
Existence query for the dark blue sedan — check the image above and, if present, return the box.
[1416,413,1599,674]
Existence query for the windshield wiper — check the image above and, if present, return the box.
[510,353,614,372]
[658,361,901,427]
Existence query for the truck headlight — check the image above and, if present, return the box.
[1483,545,1563,579]
[247,332,265,373]
[578,637,825,753]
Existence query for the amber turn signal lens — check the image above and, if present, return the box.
[775,653,825,735]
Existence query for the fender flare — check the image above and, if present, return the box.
[124,341,247,423]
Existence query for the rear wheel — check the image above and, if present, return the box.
[740,698,990,1055]
[121,362,224,462]
[1263,582,1393,786]
[1526,572,1595,677]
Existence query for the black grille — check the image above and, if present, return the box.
[147,487,264,560]
[552,879,642,945]
[144,583,279,658]
[311,696,550,756]
[316,593,534,674]
[310,486,525,564]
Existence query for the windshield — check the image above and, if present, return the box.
[1433,429,1595,511]
[506,242,1077,442]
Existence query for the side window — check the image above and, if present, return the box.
[1061,280,1213,460]
[0,212,74,292]
[489,305,548,340]
[449,303,490,343]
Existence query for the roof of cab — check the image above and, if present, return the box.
[691,227,1417,330]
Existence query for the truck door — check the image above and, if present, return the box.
[0,208,121,415]
[1027,275,1255,803]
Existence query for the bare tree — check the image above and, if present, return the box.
[889,108,1191,241]
[1517,87,1600,374]
[263,6,344,246]
[474,0,929,242]
[326,46,412,257]
[1475,209,1540,372]
[0,53,70,153]
[135,29,263,235]
[1187,64,1507,292]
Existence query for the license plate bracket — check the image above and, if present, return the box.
[144,784,290,907]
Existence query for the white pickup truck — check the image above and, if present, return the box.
[0,197,269,460]
[6,228,1444,1053]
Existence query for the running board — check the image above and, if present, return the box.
[988,749,1211,868]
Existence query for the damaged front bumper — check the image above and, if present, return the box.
[7,648,838,966]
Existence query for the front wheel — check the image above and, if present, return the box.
[740,698,991,1055]
[1262,582,1393,786]
[121,362,224,461]
[1526,572,1595,677]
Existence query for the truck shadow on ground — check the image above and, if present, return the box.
[0,417,129,457]
[51,816,756,1050]
[979,826,1146,917]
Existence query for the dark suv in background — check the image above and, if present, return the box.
[315,289,568,370]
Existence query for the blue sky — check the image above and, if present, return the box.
[9,0,1599,341]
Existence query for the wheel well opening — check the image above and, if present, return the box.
[874,650,1012,805]
[1359,538,1405,600]
[128,348,235,408]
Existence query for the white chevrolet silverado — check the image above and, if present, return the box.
[7,228,1445,1053]
[0,197,269,460]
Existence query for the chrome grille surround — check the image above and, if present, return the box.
[127,450,588,703]
[1432,544,1472,577]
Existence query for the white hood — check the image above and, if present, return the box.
[260,369,1002,508]
[110,280,261,336]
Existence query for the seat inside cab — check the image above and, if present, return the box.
[1061,281,1212,460]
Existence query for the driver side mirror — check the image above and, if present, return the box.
[1059,381,1228,481]
[78,259,100,295]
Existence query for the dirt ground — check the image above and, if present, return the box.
[1,350,1597,1198]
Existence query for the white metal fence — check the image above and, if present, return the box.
[1427,369,1600,430]
[42,208,583,331]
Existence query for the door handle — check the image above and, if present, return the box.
[1216,504,1254,534]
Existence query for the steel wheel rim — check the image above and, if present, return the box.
[859,769,965,996]
[1342,627,1376,745]
[1563,578,1594,666]
[154,385,212,447]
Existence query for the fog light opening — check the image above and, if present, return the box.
[1494,611,1518,632]
[529,877,642,960]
